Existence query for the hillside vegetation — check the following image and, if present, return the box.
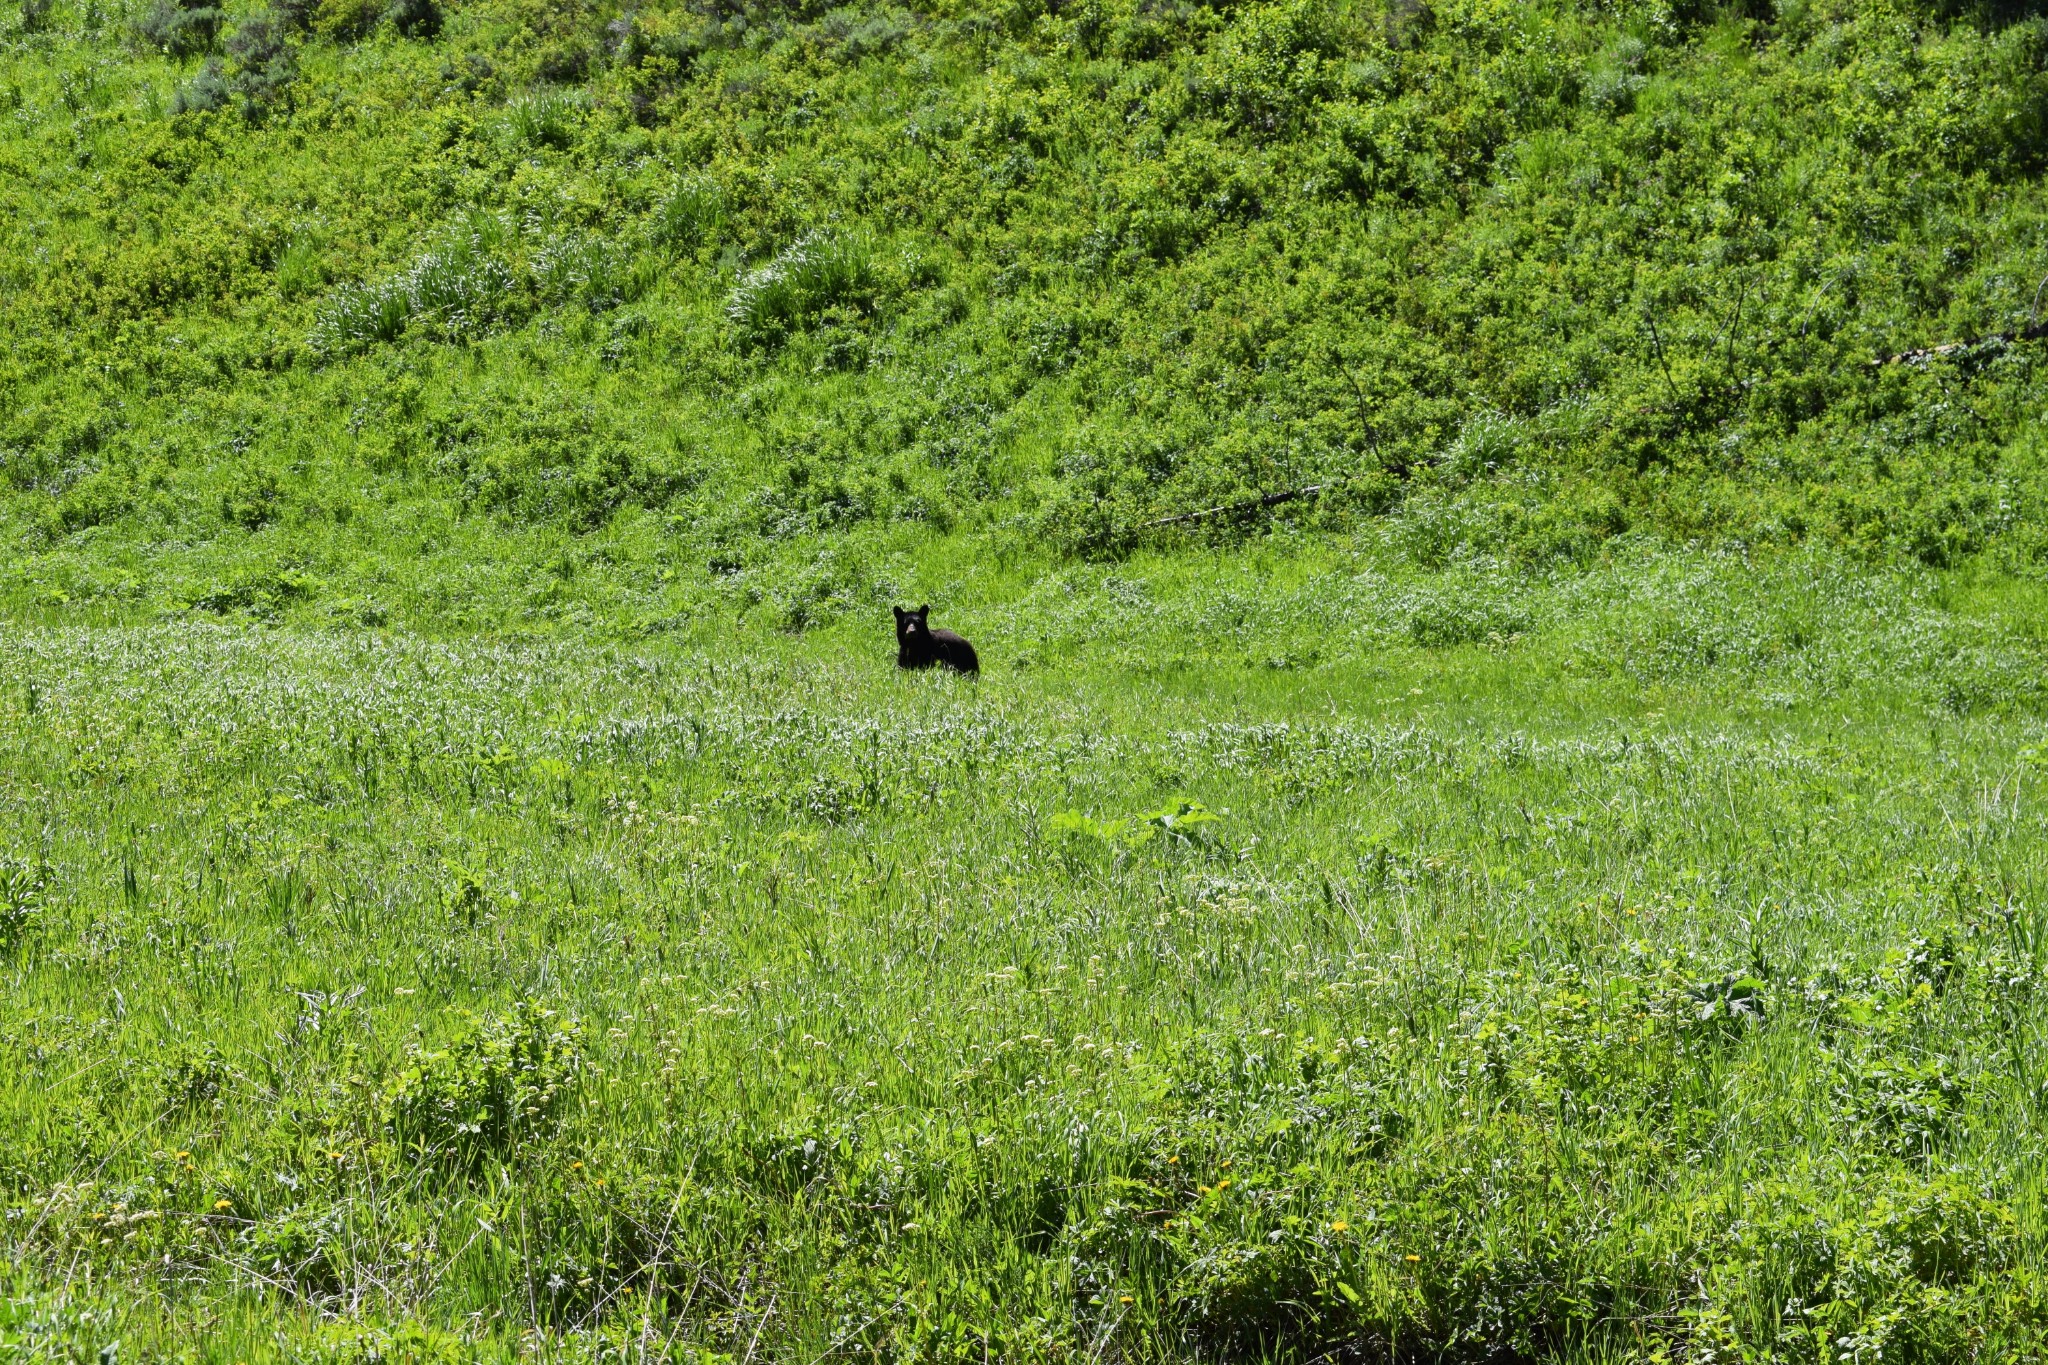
[8,0,2048,1360]
[5,0,2048,629]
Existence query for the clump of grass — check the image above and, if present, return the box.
[649,174,724,255]
[404,216,518,336]
[725,229,878,346]
[310,214,518,354]
[503,89,585,151]
[308,277,411,352]
[272,228,328,298]
[531,231,654,313]
[0,855,46,951]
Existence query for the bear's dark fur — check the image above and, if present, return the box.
[894,604,978,675]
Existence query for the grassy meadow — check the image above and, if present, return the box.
[6,546,2048,1360]
[8,0,2048,1355]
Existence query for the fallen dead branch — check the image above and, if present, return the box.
[1873,319,2048,367]
[1140,483,1328,529]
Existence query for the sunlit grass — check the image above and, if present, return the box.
[3,545,2046,1359]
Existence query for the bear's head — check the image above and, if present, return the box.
[893,604,932,649]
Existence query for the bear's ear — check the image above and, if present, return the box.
[893,605,906,621]
[917,604,930,617]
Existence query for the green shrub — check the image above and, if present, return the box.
[188,566,316,617]
[385,1002,584,1167]
[387,0,438,40]
[248,1206,349,1298]
[534,41,588,83]
[173,12,297,120]
[50,467,133,534]
[222,14,296,116]
[159,1041,233,1112]
[1198,0,1340,140]
[171,60,230,114]
[219,466,283,530]
[310,0,381,39]
[135,0,222,57]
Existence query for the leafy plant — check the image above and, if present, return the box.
[159,1042,232,1112]
[386,1002,585,1166]
[1049,799,1225,851]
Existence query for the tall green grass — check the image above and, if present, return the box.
[725,230,880,347]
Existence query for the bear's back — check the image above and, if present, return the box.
[928,628,978,674]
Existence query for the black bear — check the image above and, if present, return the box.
[894,604,979,675]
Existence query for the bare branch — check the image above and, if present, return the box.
[1140,484,1328,530]
[1870,320,2048,367]
[1644,314,1683,409]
